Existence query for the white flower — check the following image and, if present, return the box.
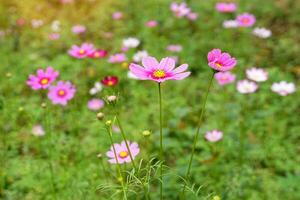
[246,67,268,82]
[252,27,272,38]
[205,130,223,142]
[51,20,61,32]
[133,50,148,62]
[122,37,140,48]
[127,71,139,79]
[31,19,44,28]
[237,80,258,94]
[89,82,103,95]
[222,20,239,28]
[271,81,295,96]
[32,125,45,137]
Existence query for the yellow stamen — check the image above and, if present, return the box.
[40,78,49,85]
[153,70,166,78]
[119,151,128,158]
[121,62,128,68]
[58,89,65,96]
[79,49,85,54]
[107,81,113,86]
[216,63,222,68]
[94,52,100,57]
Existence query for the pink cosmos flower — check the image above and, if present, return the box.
[187,12,198,21]
[106,141,140,164]
[236,80,258,94]
[236,13,256,27]
[112,12,123,20]
[205,130,223,142]
[48,33,60,40]
[271,81,296,96]
[32,124,45,137]
[246,67,268,82]
[170,2,191,18]
[108,53,127,63]
[214,71,236,86]
[207,49,237,72]
[68,43,95,59]
[215,2,237,13]
[48,81,76,106]
[145,20,158,27]
[129,56,190,83]
[72,25,86,34]
[88,49,107,58]
[87,99,104,111]
[27,67,59,90]
[167,44,182,52]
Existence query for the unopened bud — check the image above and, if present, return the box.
[105,120,112,126]
[41,102,47,108]
[96,112,104,120]
[142,130,151,137]
[107,95,117,102]
[6,72,12,78]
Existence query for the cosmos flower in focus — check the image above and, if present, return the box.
[207,49,237,72]
[170,2,191,18]
[48,81,76,106]
[271,81,296,96]
[252,27,272,38]
[133,50,149,62]
[27,67,59,90]
[214,71,236,86]
[236,13,256,27]
[215,2,237,13]
[87,98,104,111]
[167,44,182,52]
[129,56,190,83]
[101,76,119,87]
[236,80,258,94]
[145,20,158,27]
[222,20,239,28]
[108,53,127,63]
[32,124,45,137]
[122,37,140,48]
[88,49,107,58]
[68,43,95,59]
[106,141,140,164]
[205,130,223,142]
[246,67,268,82]
[72,25,86,34]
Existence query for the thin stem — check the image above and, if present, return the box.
[180,71,215,198]
[158,83,163,200]
[105,126,127,200]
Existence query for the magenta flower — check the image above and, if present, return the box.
[112,12,123,20]
[207,49,237,72]
[205,130,223,142]
[129,56,190,83]
[167,44,182,52]
[145,20,158,27]
[215,2,237,13]
[48,81,76,106]
[88,49,107,58]
[27,67,59,90]
[68,43,95,59]
[108,53,127,63]
[87,98,104,111]
[170,2,191,18]
[106,141,140,164]
[236,13,256,27]
[214,71,236,86]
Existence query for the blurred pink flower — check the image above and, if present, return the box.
[72,25,86,34]
[167,44,182,52]
[88,49,107,58]
[187,12,198,21]
[205,130,223,142]
[170,2,191,18]
[108,53,127,63]
[246,67,268,82]
[237,80,258,94]
[68,43,95,59]
[145,20,158,27]
[87,98,104,111]
[207,49,237,72]
[112,125,121,133]
[60,0,73,4]
[48,81,76,106]
[112,12,123,20]
[214,71,236,86]
[271,81,296,96]
[129,56,190,83]
[236,13,256,27]
[32,124,45,137]
[106,141,140,164]
[215,2,237,13]
[48,33,60,40]
[27,67,59,90]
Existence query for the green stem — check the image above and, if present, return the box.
[105,126,127,200]
[158,83,163,200]
[180,71,215,198]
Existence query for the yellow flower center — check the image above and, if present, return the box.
[153,70,166,78]
[119,151,128,158]
[79,49,85,54]
[242,18,249,24]
[107,81,113,86]
[40,78,49,85]
[58,89,66,96]
[121,62,128,68]
[94,52,100,57]
[216,62,222,68]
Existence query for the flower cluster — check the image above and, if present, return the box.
[170,2,198,21]
[68,43,107,59]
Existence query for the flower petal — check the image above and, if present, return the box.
[142,56,159,70]
[173,64,188,74]
[129,63,149,80]
[159,57,175,71]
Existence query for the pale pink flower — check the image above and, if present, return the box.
[108,53,127,63]
[271,81,296,96]
[237,80,258,94]
[112,125,121,133]
[72,25,86,34]
[236,13,256,27]
[48,33,60,40]
[122,37,140,48]
[170,2,191,18]
[48,81,76,106]
[133,50,149,62]
[27,67,59,90]
[68,43,95,59]
[129,56,190,83]
[112,12,123,20]
[187,12,198,21]
[145,20,158,27]
[32,124,45,137]
[246,67,268,82]
[205,130,223,142]
[87,99,104,111]
[106,141,140,164]
[222,20,239,28]
[207,49,237,72]
[167,44,182,52]
[214,71,236,86]
[252,27,272,38]
[215,2,237,13]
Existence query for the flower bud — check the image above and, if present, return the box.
[107,95,117,102]
[41,102,47,108]
[96,112,104,120]
[105,120,112,126]
[142,130,151,137]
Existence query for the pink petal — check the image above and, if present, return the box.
[173,64,188,74]
[129,63,149,80]
[142,56,159,71]
[159,57,175,71]
[172,72,191,80]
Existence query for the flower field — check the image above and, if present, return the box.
[0,0,299,199]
